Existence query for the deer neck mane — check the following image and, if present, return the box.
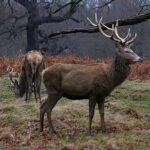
[107,55,130,87]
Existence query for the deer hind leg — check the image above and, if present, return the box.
[37,79,41,103]
[40,93,61,133]
[33,73,38,103]
[40,100,46,132]
[97,99,106,133]
[25,81,32,102]
[33,84,38,103]
[37,84,41,103]
[28,79,32,101]
[25,83,29,102]
[34,77,41,103]
[25,78,32,102]
[88,96,96,136]
[25,66,32,102]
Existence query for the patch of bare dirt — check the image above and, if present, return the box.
[123,108,143,119]
[106,138,121,150]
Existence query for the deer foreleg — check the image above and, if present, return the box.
[33,84,38,102]
[88,97,96,136]
[40,94,61,133]
[46,94,61,133]
[25,85,29,102]
[97,99,106,133]
[34,73,41,103]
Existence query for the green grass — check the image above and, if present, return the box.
[2,106,16,113]
[112,80,150,114]
[0,78,150,150]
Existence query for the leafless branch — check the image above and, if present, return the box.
[0,12,28,28]
[8,0,14,14]
[14,0,31,8]
[37,0,82,25]
[11,13,28,25]
[48,12,150,38]
[0,25,26,39]
[95,0,116,9]
[51,1,76,14]
[138,4,150,15]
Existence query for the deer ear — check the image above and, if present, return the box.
[125,42,134,48]
[115,42,123,52]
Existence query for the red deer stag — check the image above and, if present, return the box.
[9,50,45,103]
[40,14,142,135]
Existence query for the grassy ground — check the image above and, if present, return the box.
[0,78,150,150]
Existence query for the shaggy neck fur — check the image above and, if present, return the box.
[107,55,130,88]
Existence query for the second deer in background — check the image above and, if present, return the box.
[9,50,45,103]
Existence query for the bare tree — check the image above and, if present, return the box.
[47,11,150,38]
[0,0,150,57]
[0,0,82,52]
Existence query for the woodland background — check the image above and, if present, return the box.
[0,0,150,58]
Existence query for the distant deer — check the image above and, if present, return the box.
[40,14,142,135]
[9,50,45,103]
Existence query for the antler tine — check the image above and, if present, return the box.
[114,20,125,43]
[114,20,134,43]
[7,65,11,72]
[101,22,113,31]
[126,33,137,45]
[96,13,113,31]
[121,28,132,42]
[123,28,131,41]
[87,14,111,38]
[87,14,123,42]
[95,14,123,42]
[87,17,97,27]
[97,17,112,38]
[8,67,15,84]
[95,13,98,24]
[99,20,121,42]
[111,24,122,42]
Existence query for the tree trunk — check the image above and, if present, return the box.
[26,24,39,52]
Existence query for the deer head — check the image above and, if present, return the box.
[87,14,142,64]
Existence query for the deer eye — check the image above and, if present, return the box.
[125,51,130,53]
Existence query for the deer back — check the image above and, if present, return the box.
[26,51,44,78]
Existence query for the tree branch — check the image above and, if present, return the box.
[0,25,26,39]
[51,1,75,14]
[96,0,116,9]
[48,12,150,38]
[8,0,14,14]
[14,0,30,6]
[37,0,82,25]
[14,0,31,10]
[138,4,150,15]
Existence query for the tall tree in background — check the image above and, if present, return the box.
[0,0,150,56]
[0,0,82,51]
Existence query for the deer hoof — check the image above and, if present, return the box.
[49,128,57,134]
[39,128,43,132]
[87,130,94,136]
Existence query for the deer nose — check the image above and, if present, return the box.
[134,56,143,63]
[139,57,143,62]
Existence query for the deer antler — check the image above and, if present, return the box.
[7,66,15,85]
[87,13,137,45]
[87,13,120,42]
[126,33,137,45]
